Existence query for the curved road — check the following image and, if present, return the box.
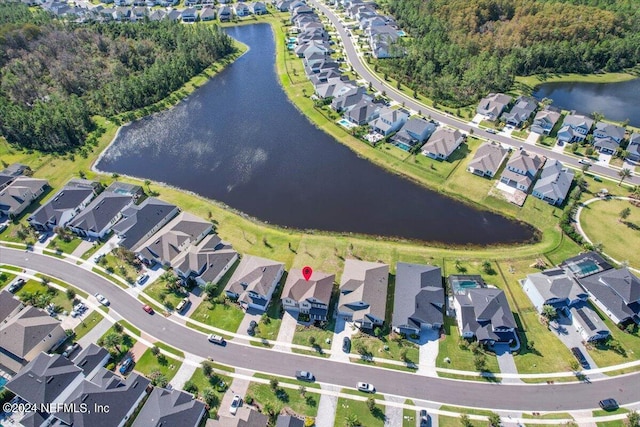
[3,247,639,412]
[309,0,640,187]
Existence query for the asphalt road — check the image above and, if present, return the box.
[309,0,640,187]
[4,247,639,411]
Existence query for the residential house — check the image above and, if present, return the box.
[166,9,182,21]
[234,2,250,16]
[337,259,389,329]
[111,197,179,250]
[476,93,512,121]
[499,149,544,192]
[467,141,508,178]
[148,9,166,20]
[330,87,370,112]
[173,234,239,287]
[0,163,30,177]
[391,117,436,149]
[0,291,23,324]
[571,304,611,342]
[452,287,517,345]
[0,177,48,218]
[67,191,134,239]
[0,301,66,373]
[531,107,562,135]
[359,15,386,31]
[448,275,487,295]
[628,133,640,162]
[200,6,216,21]
[132,388,206,427]
[392,263,444,335]
[250,1,267,14]
[275,0,294,12]
[314,77,356,99]
[208,407,268,427]
[556,114,594,144]
[224,255,285,312]
[560,251,613,280]
[531,159,574,206]
[369,107,409,136]
[218,5,231,21]
[276,415,305,427]
[500,96,538,127]
[28,180,98,231]
[310,68,343,86]
[72,343,110,380]
[134,212,212,266]
[593,122,626,154]
[281,269,334,321]
[368,25,402,59]
[421,128,464,160]
[104,181,144,201]
[295,41,330,58]
[181,7,198,22]
[345,98,382,125]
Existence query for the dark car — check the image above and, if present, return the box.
[8,278,25,293]
[342,337,351,353]
[599,398,619,411]
[571,347,590,369]
[119,357,133,375]
[419,409,429,427]
[247,320,257,336]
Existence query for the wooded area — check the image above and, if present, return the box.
[379,0,640,106]
[0,4,234,151]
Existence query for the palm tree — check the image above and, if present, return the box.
[618,168,632,186]
[619,207,631,222]
[103,331,123,353]
[344,414,360,427]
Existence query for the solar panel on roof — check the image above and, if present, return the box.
[576,308,597,331]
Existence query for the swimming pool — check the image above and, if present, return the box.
[0,377,7,391]
[287,43,295,50]
[397,30,406,36]
[394,142,412,151]
[288,37,297,43]
[449,276,486,294]
[338,119,357,129]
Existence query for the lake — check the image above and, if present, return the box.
[95,24,534,245]
[533,78,640,127]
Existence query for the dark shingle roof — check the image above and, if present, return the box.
[276,415,305,427]
[72,343,109,378]
[392,263,443,331]
[0,305,64,359]
[578,268,640,323]
[455,288,516,342]
[0,290,23,323]
[132,387,205,427]
[112,197,178,249]
[28,186,95,227]
[68,191,132,233]
[281,269,334,305]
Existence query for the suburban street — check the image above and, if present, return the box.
[309,0,640,187]
[3,246,639,412]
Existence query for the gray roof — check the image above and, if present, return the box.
[455,288,517,342]
[0,174,13,189]
[533,108,561,128]
[0,290,23,323]
[16,410,49,427]
[338,259,389,325]
[422,128,463,157]
[594,122,625,140]
[570,303,610,340]
[628,133,640,156]
[225,255,284,304]
[132,387,205,427]
[209,407,268,427]
[330,87,368,111]
[501,96,537,124]
[477,93,512,117]
[112,197,178,249]
[135,211,212,264]
[467,142,507,175]
[392,263,443,331]
[68,191,133,233]
[282,269,334,305]
[346,99,381,124]
[524,268,587,306]
[0,163,30,176]
[562,114,594,131]
[175,234,238,283]
[54,369,150,426]
[505,150,543,177]
[399,117,435,141]
[6,352,82,405]
[28,186,95,227]
[276,415,305,427]
[594,137,619,152]
[577,268,640,324]
[104,181,143,198]
[72,343,109,379]
[532,159,574,203]
[0,177,47,214]
[561,251,613,279]
[0,305,64,359]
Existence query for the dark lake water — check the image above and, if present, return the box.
[96,24,534,245]
[533,78,640,127]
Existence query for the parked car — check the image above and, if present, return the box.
[38,233,48,243]
[119,357,133,375]
[136,274,149,285]
[342,337,351,353]
[295,371,315,382]
[486,128,497,134]
[175,297,189,313]
[142,304,154,314]
[356,382,375,393]
[578,158,592,165]
[247,320,257,336]
[93,254,105,263]
[229,395,242,415]
[208,334,225,345]
[571,347,590,369]
[599,398,619,411]
[95,293,110,306]
[62,343,79,358]
[8,278,25,293]
[0,224,7,233]
[419,409,429,427]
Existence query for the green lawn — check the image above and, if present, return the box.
[98,325,136,362]
[143,279,187,309]
[593,407,629,417]
[0,272,16,287]
[255,278,286,341]
[133,348,181,383]
[100,253,141,285]
[91,267,128,290]
[350,332,419,365]
[190,300,245,332]
[73,311,104,341]
[292,324,334,354]
[436,317,500,374]
[584,302,640,367]
[154,341,185,358]
[15,279,74,312]
[403,402,416,427]
[334,396,385,427]
[522,412,574,420]
[186,367,232,417]
[49,236,83,254]
[579,198,640,268]
[80,240,105,260]
[246,382,318,417]
[439,415,489,427]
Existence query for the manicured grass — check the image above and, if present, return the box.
[436,316,500,374]
[584,302,640,367]
[73,311,104,341]
[50,236,83,254]
[154,341,185,359]
[0,264,23,272]
[134,348,181,382]
[511,129,529,140]
[91,267,128,290]
[595,421,625,427]
[522,412,574,420]
[580,198,640,268]
[118,320,141,337]
[255,280,285,341]
[143,279,186,309]
[98,326,136,362]
[593,407,629,417]
[439,405,495,417]
[292,324,334,353]
[253,373,320,389]
[246,382,318,417]
[403,407,415,427]
[0,272,16,287]
[184,321,233,340]
[102,253,140,285]
[15,279,74,312]
[439,415,489,427]
[334,396,385,427]
[186,367,232,417]
[350,332,419,365]
[36,275,88,299]
[190,300,245,332]
[515,71,638,91]
[80,240,105,260]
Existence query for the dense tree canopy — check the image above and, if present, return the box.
[379,0,640,106]
[0,3,234,151]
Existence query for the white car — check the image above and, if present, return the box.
[356,382,375,393]
[136,274,149,285]
[95,293,110,306]
[229,395,242,415]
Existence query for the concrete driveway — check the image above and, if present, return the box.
[329,315,356,362]
[417,329,439,376]
[494,344,523,384]
[316,384,340,427]
[597,152,612,166]
[273,310,298,352]
[549,314,604,379]
[236,309,263,341]
[218,374,251,417]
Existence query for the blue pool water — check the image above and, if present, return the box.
[397,30,406,36]
[338,119,356,129]
[287,43,295,50]
[0,377,7,390]
[394,142,412,151]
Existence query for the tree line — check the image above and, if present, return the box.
[0,3,235,151]
[378,0,640,107]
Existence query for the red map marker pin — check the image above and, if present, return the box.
[302,266,313,281]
